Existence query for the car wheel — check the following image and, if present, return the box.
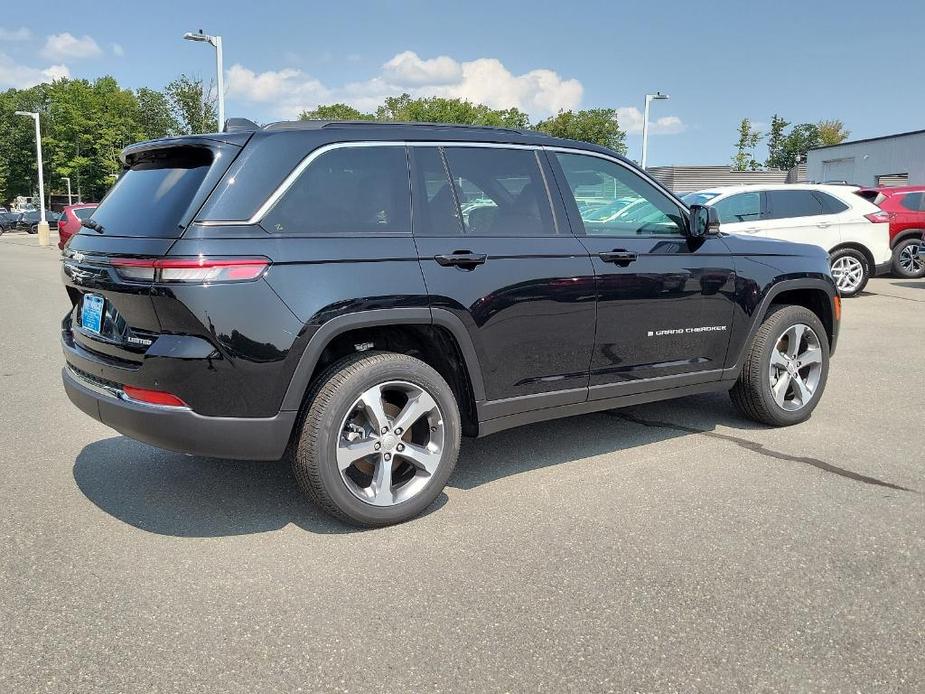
[28,224,38,234]
[291,351,461,527]
[891,237,925,278]
[730,305,830,427]
[829,247,868,297]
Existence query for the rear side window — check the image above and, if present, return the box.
[765,190,826,219]
[713,192,762,224]
[90,147,213,237]
[814,192,848,214]
[442,147,556,236]
[264,146,411,234]
[900,192,925,212]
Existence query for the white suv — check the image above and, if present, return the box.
[682,185,891,296]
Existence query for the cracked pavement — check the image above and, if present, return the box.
[1,233,923,692]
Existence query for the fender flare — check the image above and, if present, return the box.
[890,228,925,248]
[725,277,837,378]
[280,307,486,411]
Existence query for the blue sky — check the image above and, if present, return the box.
[2,0,920,166]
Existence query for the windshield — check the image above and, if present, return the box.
[87,147,213,238]
[681,192,720,206]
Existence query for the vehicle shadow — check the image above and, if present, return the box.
[73,392,756,537]
[889,281,924,290]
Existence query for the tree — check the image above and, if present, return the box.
[164,74,217,135]
[817,119,850,146]
[374,93,530,128]
[731,118,763,171]
[136,87,180,139]
[299,103,374,121]
[777,123,821,171]
[765,114,790,170]
[534,109,626,154]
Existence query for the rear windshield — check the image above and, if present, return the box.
[88,147,213,237]
[73,207,95,220]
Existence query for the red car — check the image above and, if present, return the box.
[856,186,925,278]
[56,203,97,250]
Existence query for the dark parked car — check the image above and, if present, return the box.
[61,121,840,526]
[18,209,60,233]
[0,211,21,233]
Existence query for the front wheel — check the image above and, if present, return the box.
[291,352,461,527]
[730,305,830,426]
[829,247,869,297]
[891,237,925,278]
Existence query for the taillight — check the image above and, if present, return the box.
[111,257,269,283]
[122,385,188,408]
[864,211,892,224]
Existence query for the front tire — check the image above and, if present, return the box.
[891,237,925,278]
[730,305,830,427]
[291,352,461,527]
[829,247,869,297]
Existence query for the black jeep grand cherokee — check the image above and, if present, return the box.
[62,120,840,526]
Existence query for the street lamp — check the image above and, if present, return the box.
[183,29,224,130]
[62,176,73,206]
[641,92,669,170]
[14,110,49,246]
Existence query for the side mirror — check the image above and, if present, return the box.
[688,204,720,238]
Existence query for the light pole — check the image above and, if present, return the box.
[641,92,669,170]
[62,177,73,206]
[183,29,224,130]
[15,110,49,246]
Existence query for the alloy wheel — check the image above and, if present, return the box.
[830,255,864,294]
[898,243,923,275]
[768,323,824,411]
[336,380,445,506]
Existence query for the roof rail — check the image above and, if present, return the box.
[260,119,530,136]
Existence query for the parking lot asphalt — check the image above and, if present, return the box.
[1,232,923,693]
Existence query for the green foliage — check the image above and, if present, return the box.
[817,119,849,147]
[164,73,217,135]
[534,109,626,153]
[299,103,374,121]
[732,118,763,171]
[374,93,531,128]
[765,114,790,170]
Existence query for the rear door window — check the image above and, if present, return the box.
[263,146,411,235]
[90,147,215,238]
[442,147,557,236]
[765,190,826,219]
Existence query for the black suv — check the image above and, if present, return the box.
[61,121,839,526]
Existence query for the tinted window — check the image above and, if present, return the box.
[713,192,762,224]
[900,192,925,212]
[766,190,826,219]
[73,207,96,220]
[442,148,556,236]
[265,146,411,234]
[410,147,462,236]
[555,152,683,236]
[814,192,848,214]
[90,148,212,237]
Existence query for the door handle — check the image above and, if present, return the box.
[817,222,831,228]
[434,251,487,268]
[743,227,759,233]
[598,250,638,266]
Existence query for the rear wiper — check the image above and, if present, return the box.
[81,218,105,234]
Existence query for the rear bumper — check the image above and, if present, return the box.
[63,365,295,460]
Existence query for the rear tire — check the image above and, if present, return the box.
[891,237,925,278]
[730,305,830,427]
[829,247,869,297]
[291,352,461,527]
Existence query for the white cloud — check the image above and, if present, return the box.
[0,53,69,89]
[41,33,101,60]
[112,43,124,57]
[616,106,686,135]
[226,50,583,121]
[382,51,462,86]
[0,27,31,41]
